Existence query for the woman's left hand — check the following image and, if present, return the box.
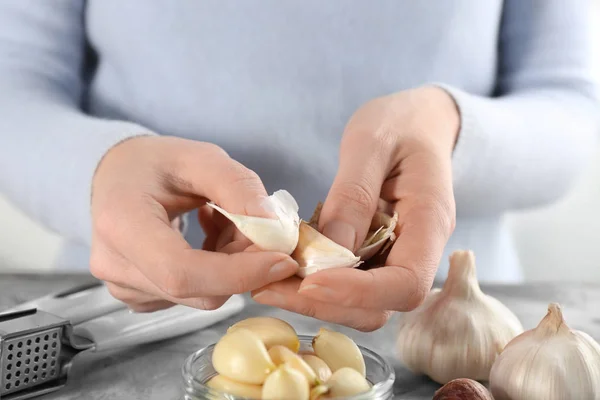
[251,86,460,331]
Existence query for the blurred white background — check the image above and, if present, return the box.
[1,4,599,282]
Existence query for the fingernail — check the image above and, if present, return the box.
[323,221,356,250]
[268,259,299,282]
[247,196,277,219]
[298,284,337,299]
[252,289,286,305]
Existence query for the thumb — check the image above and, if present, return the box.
[319,135,390,251]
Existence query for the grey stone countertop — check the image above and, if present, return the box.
[1,273,599,399]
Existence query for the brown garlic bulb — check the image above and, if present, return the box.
[433,378,494,400]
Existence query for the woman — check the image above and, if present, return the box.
[0,1,597,331]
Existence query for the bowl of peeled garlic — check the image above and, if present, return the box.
[181,317,395,400]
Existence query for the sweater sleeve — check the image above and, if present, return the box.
[0,1,156,246]
[438,0,600,217]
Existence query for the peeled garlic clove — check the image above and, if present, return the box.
[324,367,371,398]
[292,221,362,278]
[395,250,524,384]
[312,327,366,376]
[489,303,600,400]
[262,364,310,400]
[356,211,398,260]
[206,374,263,399]
[268,345,318,385]
[300,354,332,383]
[228,316,300,352]
[207,189,300,254]
[212,327,276,385]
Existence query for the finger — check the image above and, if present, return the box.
[318,131,392,251]
[99,196,299,298]
[129,300,176,313]
[161,140,274,218]
[105,282,164,305]
[298,151,455,311]
[251,277,392,332]
[91,240,232,310]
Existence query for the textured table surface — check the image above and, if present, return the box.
[1,273,599,400]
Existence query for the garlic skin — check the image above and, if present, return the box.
[355,211,398,260]
[312,327,366,376]
[395,250,524,384]
[207,189,300,254]
[228,316,300,353]
[433,378,493,400]
[268,345,318,385]
[300,354,332,383]
[212,327,276,385]
[206,374,263,399]
[489,303,600,400]
[262,364,310,400]
[293,222,362,278]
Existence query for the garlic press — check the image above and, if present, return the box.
[0,281,245,399]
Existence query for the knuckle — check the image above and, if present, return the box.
[159,264,190,299]
[355,312,392,332]
[334,180,377,216]
[94,208,118,239]
[300,303,318,319]
[198,297,226,311]
[403,268,429,311]
[89,250,109,281]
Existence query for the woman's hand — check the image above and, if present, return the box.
[90,136,299,312]
[251,86,460,331]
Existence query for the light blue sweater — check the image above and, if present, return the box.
[0,1,598,282]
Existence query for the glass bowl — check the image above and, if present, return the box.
[181,335,395,400]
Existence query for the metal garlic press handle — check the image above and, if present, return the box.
[6,281,126,325]
[72,294,246,352]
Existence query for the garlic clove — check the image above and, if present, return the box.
[206,189,300,254]
[212,327,276,385]
[206,374,263,399]
[322,367,371,398]
[309,384,329,400]
[292,221,362,278]
[395,249,524,384]
[312,327,366,376]
[432,378,493,400]
[356,211,398,260]
[268,345,318,386]
[262,364,310,400]
[300,354,332,383]
[228,316,300,353]
[489,303,600,400]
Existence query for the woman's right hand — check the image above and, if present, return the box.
[90,135,299,312]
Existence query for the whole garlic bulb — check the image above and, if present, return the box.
[395,250,523,384]
[489,303,600,400]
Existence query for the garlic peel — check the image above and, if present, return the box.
[356,211,398,260]
[489,303,600,400]
[395,250,523,384]
[206,189,300,254]
[293,221,362,277]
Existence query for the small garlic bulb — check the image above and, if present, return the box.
[489,303,600,400]
[207,189,300,254]
[395,250,524,384]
